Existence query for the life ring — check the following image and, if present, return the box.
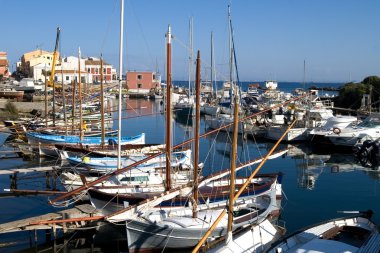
[333,127,341,134]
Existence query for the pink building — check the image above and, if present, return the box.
[126,71,160,94]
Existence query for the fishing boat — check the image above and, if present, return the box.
[83,171,281,214]
[26,132,145,146]
[125,185,279,251]
[0,88,24,101]
[124,28,283,252]
[65,149,191,172]
[55,143,164,157]
[266,210,380,253]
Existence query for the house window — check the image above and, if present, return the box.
[137,74,142,80]
[66,76,69,81]
[137,83,142,88]
[88,68,90,73]
[103,68,106,73]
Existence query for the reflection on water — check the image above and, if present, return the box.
[1,99,380,252]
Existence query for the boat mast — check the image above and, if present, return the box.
[100,54,105,147]
[165,25,173,191]
[78,47,83,140]
[188,17,193,98]
[60,54,67,134]
[228,6,233,103]
[227,84,239,242]
[44,64,48,127]
[49,27,60,127]
[211,31,216,98]
[192,50,201,218]
[71,71,76,134]
[117,0,124,170]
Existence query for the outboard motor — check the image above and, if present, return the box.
[354,140,380,168]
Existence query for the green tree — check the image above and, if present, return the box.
[334,76,380,110]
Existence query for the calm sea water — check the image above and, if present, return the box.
[1,93,380,252]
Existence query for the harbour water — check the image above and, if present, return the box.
[1,90,380,252]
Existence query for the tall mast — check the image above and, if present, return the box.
[192,50,201,218]
[117,0,124,170]
[165,25,173,191]
[188,17,193,97]
[44,64,48,127]
[303,59,306,91]
[49,27,60,127]
[78,47,83,140]
[100,54,105,147]
[228,6,233,97]
[227,90,239,242]
[71,71,76,134]
[60,55,67,134]
[211,32,216,98]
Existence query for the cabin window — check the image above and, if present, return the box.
[137,74,142,80]
[120,176,149,182]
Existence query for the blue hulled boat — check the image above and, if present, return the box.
[26,132,145,146]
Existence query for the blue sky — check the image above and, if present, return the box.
[2,0,380,82]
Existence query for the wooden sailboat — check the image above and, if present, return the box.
[123,50,282,251]
[266,210,380,253]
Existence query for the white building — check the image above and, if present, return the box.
[54,56,89,84]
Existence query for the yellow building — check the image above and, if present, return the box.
[20,49,59,77]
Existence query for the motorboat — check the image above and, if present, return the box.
[327,113,380,146]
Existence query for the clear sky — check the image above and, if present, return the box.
[2,0,380,83]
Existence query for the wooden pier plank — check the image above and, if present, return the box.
[0,166,59,175]
[0,204,99,233]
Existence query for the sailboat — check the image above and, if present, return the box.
[124,49,282,252]
[200,32,221,117]
[173,17,195,122]
[266,210,380,253]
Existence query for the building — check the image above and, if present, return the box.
[85,57,117,83]
[54,56,88,84]
[126,71,161,95]
[0,52,10,79]
[20,49,58,78]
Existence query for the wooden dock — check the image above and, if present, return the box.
[0,165,59,175]
[0,204,103,234]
